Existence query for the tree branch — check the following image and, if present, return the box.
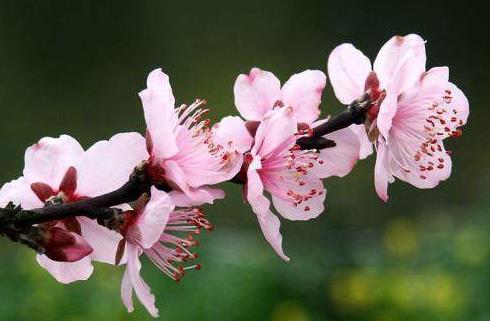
[297,94,370,150]
[0,163,152,230]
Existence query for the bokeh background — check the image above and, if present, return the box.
[0,1,489,320]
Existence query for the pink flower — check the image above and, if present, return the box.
[328,34,427,159]
[328,34,469,200]
[139,69,242,206]
[245,107,327,260]
[234,67,360,179]
[0,133,148,283]
[119,187,213,317]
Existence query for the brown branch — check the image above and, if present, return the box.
[297,94,370,150]
[0,163,152,231]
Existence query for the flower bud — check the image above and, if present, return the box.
[43,227,93,262]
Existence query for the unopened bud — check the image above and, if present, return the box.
[43,227,93,262]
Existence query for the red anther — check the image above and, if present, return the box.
[451,129,462,137]
[420,175,427,179]
[304,206,311,212]
[195,264,202,270]
[437,164,444,169]
[273,100,284,108]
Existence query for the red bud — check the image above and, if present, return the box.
[43,227,93,262]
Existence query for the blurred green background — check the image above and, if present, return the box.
[0,1,488,320]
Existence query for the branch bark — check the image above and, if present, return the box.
[297,94,369,150]
[0,164,152,230]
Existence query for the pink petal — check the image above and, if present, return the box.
[168,187,225,207]
[245,157,289,260]
[310,126,361,178]
[136,187,174,249]
[391,144,452,189]
[37,254,93,284]
[281,70,326,124]
[212,116,253,153]
[252,107,297,159]
[78,217,124,264]
[24,135,84,188]
[121,244,159,317]
[373,34,426,94]
[257,210,289,261]
[234,67,281,121]
[246,157,270,216]
[376,89,398,140]
[374,141,394,202]
[350,124,374,159]
[139,68,179,159]
[163,160,223,204]
[0,177,43,209]
[271,177,326,221]
[327,43,372,104]
[448,82,469,126]
[77,132,149,196]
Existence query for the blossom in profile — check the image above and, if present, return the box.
[139,69,243,206]
[119,187,213,317]
[244,107,327,260]
[0,133,148,283]
[328,34,469,200]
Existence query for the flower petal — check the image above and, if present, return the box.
[374,140,394,202]
[281,70,326,124]
[257,210,289,261]
[168,187,225,207]
[77,132,148,196]
[136,187,174,249]
[310,126,361,178]
[373,34,426,94]
[37,254,93,284]
[24,135,84,187]
[350,124,374,159]
[121,244,159,317]
[0,177,42,209]
[327,43,372,104]
[78,217,124,265]
[252,107,297,159]
[163,160,223,204]
[212,116,253,153]
[234,68,281,121]
[271,177,326,221]
[139,68,179,159]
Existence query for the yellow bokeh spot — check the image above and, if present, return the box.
[425,274,463,314]
[329,271,377,311]
[384,218,417,257]
[271,301,309,321]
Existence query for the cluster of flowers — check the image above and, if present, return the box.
[0,34,469,317]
